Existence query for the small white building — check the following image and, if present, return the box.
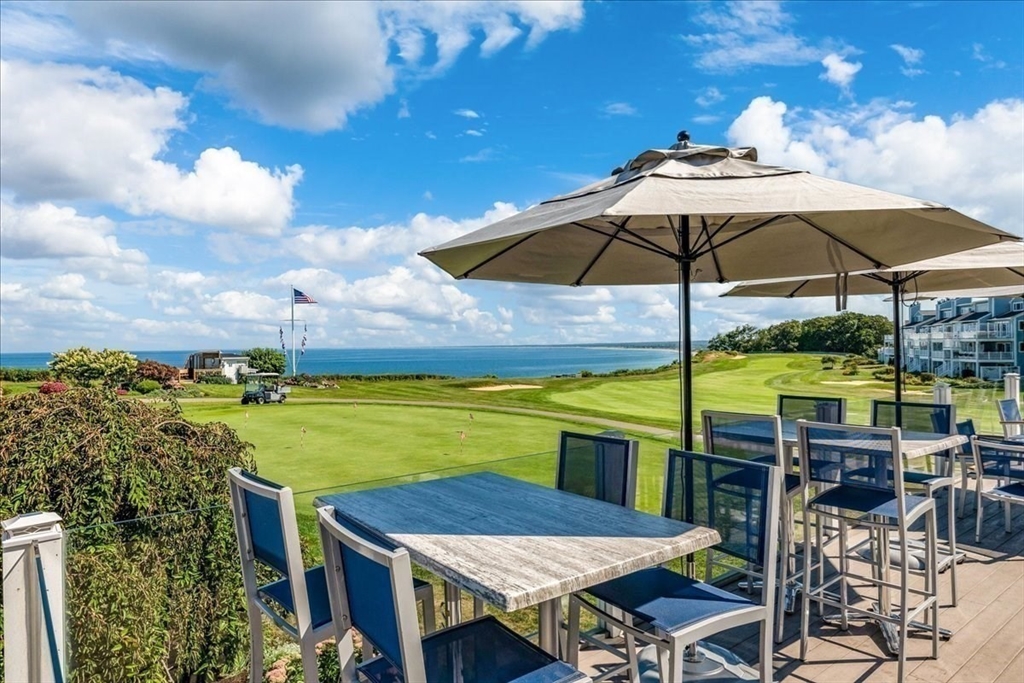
[184,351,251,383]
[219,356,251,383]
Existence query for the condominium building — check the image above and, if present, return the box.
[878,295,1024,380]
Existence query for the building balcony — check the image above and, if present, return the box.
[978,352,1014,361]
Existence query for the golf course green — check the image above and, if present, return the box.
[178,353,1008,535]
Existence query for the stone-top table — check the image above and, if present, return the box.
[316,471,721,654]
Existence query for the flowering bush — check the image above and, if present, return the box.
[38,381,69,394]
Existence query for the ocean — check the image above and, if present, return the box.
[0,344,696,379]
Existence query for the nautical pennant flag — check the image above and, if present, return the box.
[301,323,308,355]
[279,326,286,351]
[293,288,318,305]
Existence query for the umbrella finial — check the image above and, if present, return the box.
[676,130,690,148]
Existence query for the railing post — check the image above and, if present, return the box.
[2,511,67,683]
[1006,373,1022,437]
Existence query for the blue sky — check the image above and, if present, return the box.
[1,0,1022,353]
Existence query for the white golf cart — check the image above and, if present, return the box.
[240,372,290,405]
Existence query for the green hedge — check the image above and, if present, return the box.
[0,389,256,682]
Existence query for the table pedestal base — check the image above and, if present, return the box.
[821,603,952,656]
[639,642,763,681]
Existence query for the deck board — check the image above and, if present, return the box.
[578,488,1024,682]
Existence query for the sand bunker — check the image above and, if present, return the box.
[469,384,543,392]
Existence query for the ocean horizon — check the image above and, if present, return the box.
[0,342,705,379]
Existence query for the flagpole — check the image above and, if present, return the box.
[290,285,296,376]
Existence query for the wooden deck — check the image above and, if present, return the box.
[579,491,1024,682]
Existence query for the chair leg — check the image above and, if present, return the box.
[667,641,684,683]
[421,591,437,634]
[975,492,984,543]
[815,512,824,616]
[566,597,581,668]
[759,617,773,683]
[247,598,264,683]
[775,503,790,643]
[800,507,812,661]
[897,526,910,683]
[945,485,958,607]
[623,614,640,683]
[958,463,969,519]
[838,519,849,631]
[1005,499,1013,534]
[928,509,940,660]
[299,632,321,683]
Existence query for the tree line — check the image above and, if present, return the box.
[707,312,893,356]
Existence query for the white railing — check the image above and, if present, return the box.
[2,512,67,683]
[978,352,1014,361]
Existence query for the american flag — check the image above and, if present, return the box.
[293,288,317,305]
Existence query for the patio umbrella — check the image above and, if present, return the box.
[419,134,1019,448]
[722,241,1024,399]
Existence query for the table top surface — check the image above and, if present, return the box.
[781,421,966,458]
[315,472,721,612]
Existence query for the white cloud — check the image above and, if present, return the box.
[972,43,1006,69]
[465,129,484,136]
[454,108,481,119]
[397,98,411,118]
[0,60,302,234]
[727,96,1024,235]
[284,202,520,267]
[819,53,862,93]
[460,147,497,163]
[692,114,721,125]
[891,43,925,77]
[602,102,638,116]
[696,86,725,108]
[39,273,93,300]
[423,190,434,201]
[681,1,846,71]
[201,290,284,323]
[0,201,148,264]
[7,3,582,133]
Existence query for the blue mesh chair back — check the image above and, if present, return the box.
[950,419,974,456]
[799,422,903,493]
[239,471,289,576]
[664,449,772,567]
[702,412,781,467]
[998,398,1022,423]
[557,431,638,508]
[326,512,407,674]
[777,395,846,423]
[872,399,954,435]
[974,439,1024,482]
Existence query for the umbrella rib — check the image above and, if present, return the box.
[793,215,886,268]
[456,233,539,279]
[700,216,726,282]
[694,215,785,256]
[572,222,679,260]
[572,220,626,286]
[787,280,810,298]
[691,216,734,255]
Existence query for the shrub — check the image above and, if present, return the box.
[0,367,52,382]
[920,372,936,383]
[134,379,162,394]
[0,388,256,681]
[842,365,860,376]
[49,347,138,388]
[198,374,233,385]
[135,359,181,388]
[871,369,892,382]
[820,355,839,370]
[38,381,69,394]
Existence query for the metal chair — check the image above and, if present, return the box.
[871,399,959,605]
[954,420,1008,518]
[228,468,435,683]
[972,437,1024,542]
[797,422,940,682]
[317,505,590,683]
[557,430,639,508]
[777,394,847,468]
[997,397,1024,439]
[566,450,783,683]
[701,410,800,643]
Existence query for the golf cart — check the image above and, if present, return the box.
[241,372,290,405]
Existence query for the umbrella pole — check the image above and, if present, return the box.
[892,282,903,401]
[678,220,693,451]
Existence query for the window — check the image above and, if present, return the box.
[1013,300,1024,312]
[1020,342,1024,353]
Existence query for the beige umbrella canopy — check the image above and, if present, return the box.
[419,135,1020,447]
[722,242,1024,398]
